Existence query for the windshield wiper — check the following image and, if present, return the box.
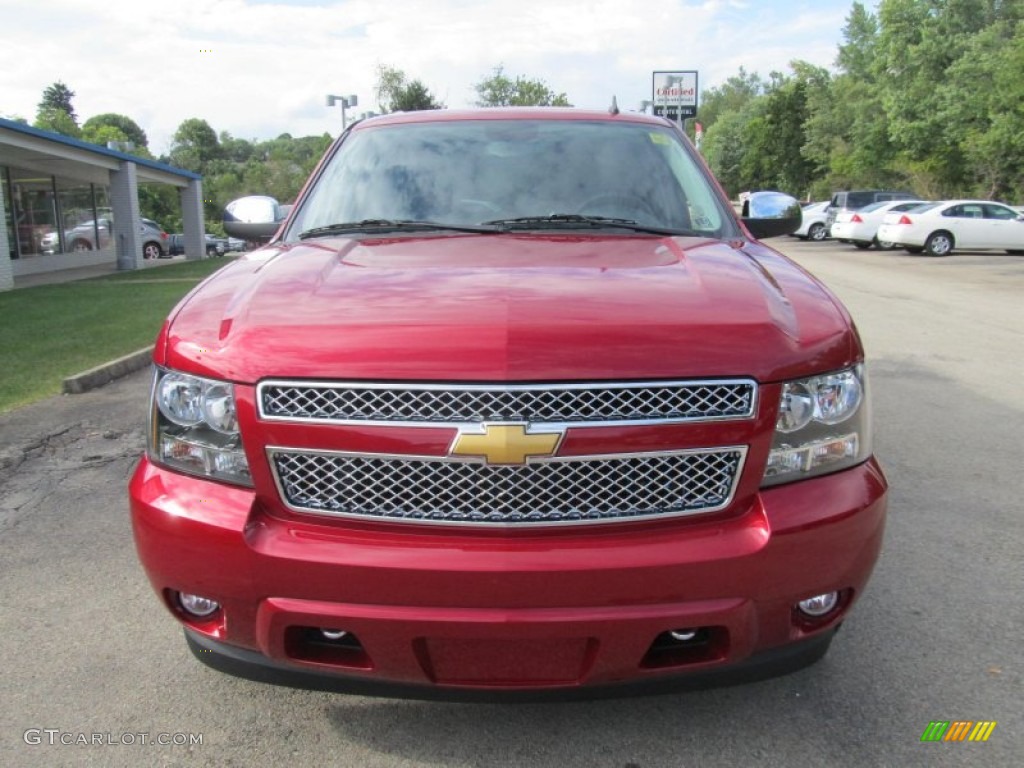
[482,214,691,236]
[298,219,499,239]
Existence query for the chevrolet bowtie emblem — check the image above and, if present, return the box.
[450,423,564,465]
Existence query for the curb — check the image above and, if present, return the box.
[62,346,154,395]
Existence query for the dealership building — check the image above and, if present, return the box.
[0,117,207,292]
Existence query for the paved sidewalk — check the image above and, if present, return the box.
[12,256,191,289]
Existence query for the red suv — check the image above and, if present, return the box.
[130,109,887,698]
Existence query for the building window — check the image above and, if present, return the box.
[54,180,103,254]
[1,164,111,258]
[9,168,58,257]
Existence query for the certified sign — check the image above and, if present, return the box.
[652,71,699,120]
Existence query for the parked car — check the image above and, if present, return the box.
[829,199,928,249]
[130,108,886,697]
[168,233,226,257]
[44,216,168,259]
[825,189,918,234]
[225,237,247,253]
[876,199,1024,256]
[792,201,830,241]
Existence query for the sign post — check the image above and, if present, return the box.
[652,71,699,132]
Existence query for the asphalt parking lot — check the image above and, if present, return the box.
[0,237,1021,767]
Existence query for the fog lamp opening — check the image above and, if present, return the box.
[797,591,840,617]
[177,592,221,618]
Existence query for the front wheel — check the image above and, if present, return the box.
[874,237,896,250]
[853,241,871,250]
[143,242,163,260]
[71,239,92,252]
[808,222,826,241]
[924,232,954,257]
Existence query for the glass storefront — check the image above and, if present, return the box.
[2,164,110,259]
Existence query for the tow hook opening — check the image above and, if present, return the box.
[641,626,729,669]
[284,626,373,670]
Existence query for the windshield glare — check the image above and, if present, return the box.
[286,119,731,239]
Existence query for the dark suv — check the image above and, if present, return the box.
[168,234,225,257]
[826,190,917,235]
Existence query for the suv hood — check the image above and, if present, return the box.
[161,234,855,383]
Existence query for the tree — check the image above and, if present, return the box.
[34,109,81,138]
[34,81,80,137]
[934,16,1024,199]
[697,68,765,133]
[738,69,818,196]
[168,118,222,173]
[38,81,77,122]
[81,113,149,151]
[220,131,255,163]
[374,65,444,112]
[473,65,571,107]
[392,80,444,112]
[799,3,908,195]
[702,107,755,198]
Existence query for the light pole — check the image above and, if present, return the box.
[665,75,686,133]
[326,94,358,131]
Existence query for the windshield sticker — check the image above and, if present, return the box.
[649,133,671,145]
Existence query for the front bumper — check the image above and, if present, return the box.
[130,456,887,695]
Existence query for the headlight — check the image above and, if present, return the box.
[762,364,871,487]
[149,369,251,486]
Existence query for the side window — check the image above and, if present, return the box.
[984,204,1016,220]
[943,205,982,218]
[942,204,983,219]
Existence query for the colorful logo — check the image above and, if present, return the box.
[450,423,563,465]
[921,721,997,743]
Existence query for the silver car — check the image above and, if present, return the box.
[46,217,169,259]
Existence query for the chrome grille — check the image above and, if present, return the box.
[269,448,745,525]
[259,380,756,425]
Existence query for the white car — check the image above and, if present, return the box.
[792,201,829,241]
[876,200,1024,256]
[830,200,928,249]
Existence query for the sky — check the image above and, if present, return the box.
[0,0,863,156]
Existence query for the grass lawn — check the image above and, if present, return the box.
[0,258,235,413]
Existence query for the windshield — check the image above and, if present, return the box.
[285,119,733,240]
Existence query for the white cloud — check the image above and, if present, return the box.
[0,0,854,153]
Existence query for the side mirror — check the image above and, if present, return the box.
[742,191,802,239]
[223,196,290,241]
